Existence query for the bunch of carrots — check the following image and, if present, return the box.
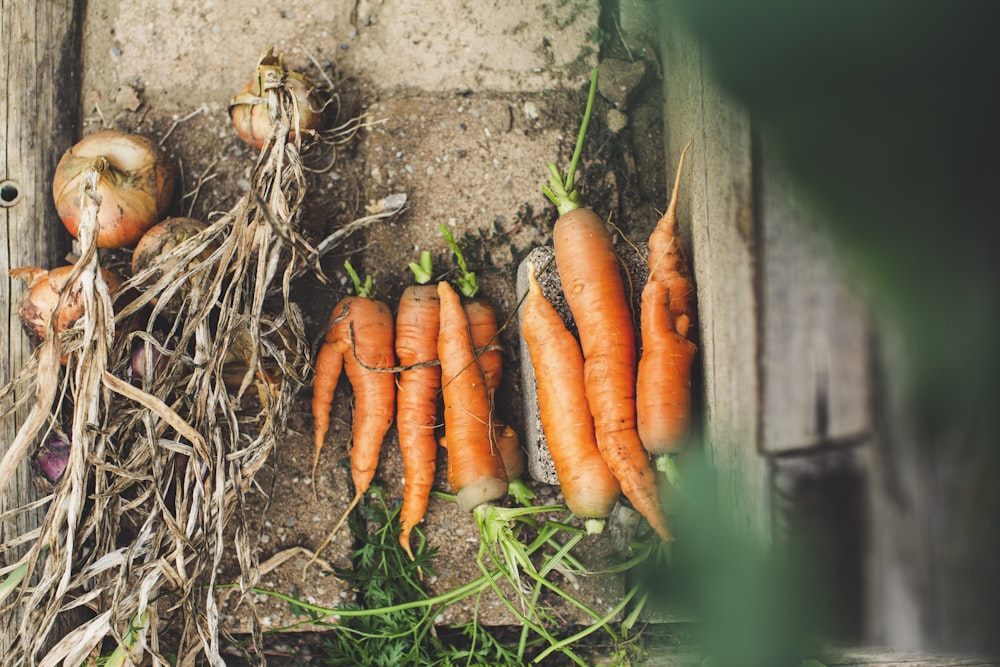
[311,235,524,561]
[310,69,698,558]
[522,69,698,544]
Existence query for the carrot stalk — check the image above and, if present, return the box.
[542,68,673,542]
[521,261,621,531]
[395,252,442,560]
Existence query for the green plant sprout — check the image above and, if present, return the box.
[344,259,374,298]
[408,250,435,285]
[542,67,599,215]
[439,224,479,299]
[240,484,656,665]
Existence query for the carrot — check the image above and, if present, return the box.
[439,224,532,507]
[394,251,442,560]
[521,261,621,531]
[311,260,396,514]
[647,141,696,328]
[637,141,698,455]
[436,279,508,513]
[541,68,672,542]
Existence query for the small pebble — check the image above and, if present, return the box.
[523,101,540,121]
[607,109,629,133]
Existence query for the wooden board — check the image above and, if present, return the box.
[757,139,873,453]
[1,0,83,653]
[659,9,770,543]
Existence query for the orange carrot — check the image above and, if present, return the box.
[437,279,507,513]
[439,224,532,505]
[646,140,696,331]
[311,261,396,507]
[638,141,698,455]
[521,261,621,530]
[637,280,698,454]
[542,68,672,542]
[394,251,442,560]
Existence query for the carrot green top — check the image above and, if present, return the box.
[344,259,375,299]
[408,250,434,285]
[439,224,479,299]
[542,67,599,216]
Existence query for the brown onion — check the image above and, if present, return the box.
[229,47,326,149]
[131,217,215,312]
[52,129,178,248]
[132,216,212,277]
[10,264,123,345]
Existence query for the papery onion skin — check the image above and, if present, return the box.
[10,264,123,344]
[132,216,211,277]
[229,62,325,150]
[52,129,178,248]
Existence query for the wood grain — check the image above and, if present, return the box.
[659,9,771,543]
[1,0,83,653]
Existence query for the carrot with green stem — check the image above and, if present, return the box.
[436,278,508,512]
[637,141,698,462]
[541,68,672,542]
[309,260,396,559]
[439,224,532,505]
[394,251,442,560]
[521,260,621,532]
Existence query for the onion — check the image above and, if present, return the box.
[52,129,178,248]
[32,432,72,485]
[229,47,326,149]
[10,264,123,345]
[130,337,169,383]
[132,216,213,285]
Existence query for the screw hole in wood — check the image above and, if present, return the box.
[0,180,20,207]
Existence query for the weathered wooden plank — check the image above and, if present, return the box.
[1,0,83,653]
[659,10,770,542]
[639,643,997,666]
[758,139,872,453]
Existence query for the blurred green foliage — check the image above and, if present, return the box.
[663,0,1000,658]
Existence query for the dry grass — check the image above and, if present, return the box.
[0,50,395,667]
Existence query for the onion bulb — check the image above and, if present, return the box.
[130,337,170,383]
[10,264,123,345]
[52,129,178,248]
[229,47,326,149]
[32,432,72,486]
[132,216,213,286]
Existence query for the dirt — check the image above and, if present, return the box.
[76,0,669,643]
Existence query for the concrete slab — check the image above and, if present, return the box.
[346,0,601,93]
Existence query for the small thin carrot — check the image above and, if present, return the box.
[521,261,621,532]
[437,279,507,513]
[395,251,442,560]
[542,68,672,542]
[440,224,530,505]
[646,140,696,330]
[637,140,698,456]
[310,261,396,541]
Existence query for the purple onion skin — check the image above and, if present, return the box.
[130,340,168,383]
[32,434,72,485]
